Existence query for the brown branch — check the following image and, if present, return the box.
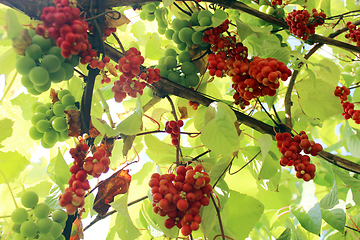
[105,42,360,175]
[285,19,360,127]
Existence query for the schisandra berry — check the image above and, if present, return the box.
[59,144,111,214]
[275,132,322,181]
[149,165,211,236]
[165,120,184,146]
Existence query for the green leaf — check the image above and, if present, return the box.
[193,106,206,131]
[47,149,71,191]
[0,118,13,147]
[45,185,62,210]
[111,193,141,240]
[319,179,339,209]
[319,0,331,16]
[201,102,240,155]
[226,190,264,239]
[0,48,16,76]
[333,168,360,204]
[144,134,174,155]
[91,116,119,137]
[341,73,354,87]
[140,200,163,237]
[117,93,143,135]
[321,200,346,233]
[0,151,29,184]
[10,93,38,121]
[209,156,232,184]
[235,18,272,42]
[258,134,272,162]
[290,182,321,235]
[277,228,291,240]
[296,79,343,121]
[130,21,146,39]
[25,181,52,198]
[145,33,164,60]
[163,0,175,8]
[347,135,360,158]
[258,152,279,180]
[6,9,24,39]
[200,202,217,237]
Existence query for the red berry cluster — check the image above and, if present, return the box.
[140,68,161,84]
[36,0,89,58]
[59,143,111,214]
[334,86,350,101]
[149,165,212,236]
[345,22,360,47]
[202,19,230,46]
[285,8,326,41]
[189,100,199,110]
[271,0,282,6]
[334,86,360,124]
[117,47,145,78]
[275,131,322,181]
[208,52,227,78]
[112,48,161,102]
[230,56,291,102]
[111,75,147,102]
[103,26,117,39]
[165,120,184,146]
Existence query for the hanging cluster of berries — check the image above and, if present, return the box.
[36,0,109,70]
[202,20,230,48]
[165,120,184,146]
[202,15,291,109]
[275,131,322,181]
[140,68,161,84]
[345,22,360,47]
[59,143,111,214]
[285,8,326,41]
[334,86,360,124]
[189,100,199,110]
[111,47,160,102]
[149,165,212,236]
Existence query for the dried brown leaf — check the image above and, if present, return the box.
[12,29,32,55]
[105,10,130,28]
[105,63,118,77]
[49,88,60,104]
[189,48,208,75]
[69,215,83,240]
[178,106,188,119]
[65,109,81,137]
[93,169,131,216]
[121,134,135,156]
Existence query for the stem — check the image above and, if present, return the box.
[83,195,148,231]
[0,72,17,102]
[210,193,225,240]
[111,32,125,53]
[346,225,360,233]
[173,2,191,16]
[212,156,235,188]
[229,150,261,175]
[0,169,17,208]
[95,89,115,128]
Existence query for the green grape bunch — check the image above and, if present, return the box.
[10,191,68,240]
[29,89,78,148]
[16,29,77,96]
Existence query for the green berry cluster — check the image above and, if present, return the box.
[16,29,77,96]
[29,89,78,148]
[11,191,68,240]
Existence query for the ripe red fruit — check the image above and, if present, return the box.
[305,164,316,173]
[200,196,210,206]
[177,199,189,211]
[181,225,192,236]
[190,221,199,231]
[164,218,175,229]
[300,139,311,150]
